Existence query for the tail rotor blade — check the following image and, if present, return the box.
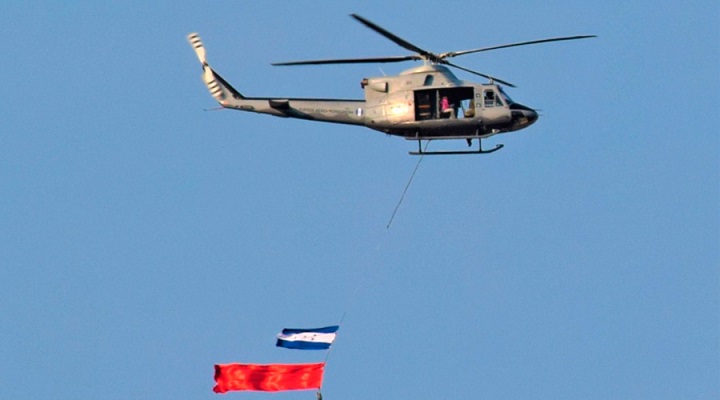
[187,32,208,65]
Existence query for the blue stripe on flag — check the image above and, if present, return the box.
[280,326,339,335]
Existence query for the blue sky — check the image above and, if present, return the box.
[1,1,718,399]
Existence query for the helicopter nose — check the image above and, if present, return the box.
[526,107,538,123]
[510,103,538,129]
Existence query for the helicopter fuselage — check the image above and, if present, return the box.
[205,64,537,142]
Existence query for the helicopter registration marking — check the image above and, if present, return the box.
[297,107,355,115]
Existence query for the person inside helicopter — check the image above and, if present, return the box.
[440,96,455,119]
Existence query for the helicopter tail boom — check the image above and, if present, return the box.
[187,32,368,125]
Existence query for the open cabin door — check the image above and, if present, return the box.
[414,87,475,121]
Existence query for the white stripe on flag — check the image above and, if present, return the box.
[277,332,336,344]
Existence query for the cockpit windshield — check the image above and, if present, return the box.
[498,87,514,104]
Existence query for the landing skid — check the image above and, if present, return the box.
[409,139,504,156]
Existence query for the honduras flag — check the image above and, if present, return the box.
[276,326,339,350]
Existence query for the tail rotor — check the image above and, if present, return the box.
[187,32,227,101]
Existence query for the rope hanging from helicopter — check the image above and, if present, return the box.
[386,141,430,229]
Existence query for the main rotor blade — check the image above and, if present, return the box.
[442,60,516,88]
[272,55,421,66]
[443,35,597,58]
[350,14,434,59]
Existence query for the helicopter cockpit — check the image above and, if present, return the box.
[482,87,504,107]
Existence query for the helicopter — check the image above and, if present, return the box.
[188,14,594,155]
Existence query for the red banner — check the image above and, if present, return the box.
[213,363,325,393]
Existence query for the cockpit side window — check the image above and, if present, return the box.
[423,75,434,86]
[494,94,504,106]
[484,90,495,107]
[484,89,504,107]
